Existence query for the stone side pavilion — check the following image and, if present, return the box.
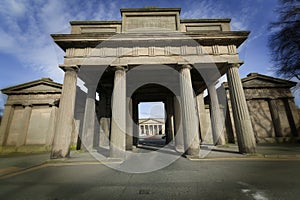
[50,7,256,158]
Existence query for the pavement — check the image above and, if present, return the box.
[1,143,300,179]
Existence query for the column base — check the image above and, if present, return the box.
[185,147,200,157]
[50,149,70,159]
[237,119,256,154]
[109,147,126,159]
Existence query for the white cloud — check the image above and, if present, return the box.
[0,0,120,84]
[0,0,266,85]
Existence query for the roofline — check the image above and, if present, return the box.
[70,21,122,25]
[51,31,249,51]
[243,73,297,85]
[120,7,181,13]
[223,73,297,88]
[1,78,62,93]
[69,18,231,26]
[181,19,231,23]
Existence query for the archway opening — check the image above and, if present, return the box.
[138,102,166,147]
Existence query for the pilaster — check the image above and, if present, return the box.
[45,104,58,145]
[284,98,299,136]
[0,105,14,146]
[16,104,32,147]
[268,99,282,137]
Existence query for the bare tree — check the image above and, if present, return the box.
[268,0,300,81]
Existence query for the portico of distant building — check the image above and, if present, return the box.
[139,118,165,136]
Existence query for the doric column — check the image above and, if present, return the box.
[81,84,97,151]
[0,105,14,146]
[51,65,78,158]
[208,83,226,145]
[179,64,200,156]
[16,104,32,147]
[226,64,256,153]
[110,65,126,158]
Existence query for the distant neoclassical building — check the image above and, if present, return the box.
[0,7,299,158]
[139,118,165,136]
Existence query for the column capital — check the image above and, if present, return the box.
[227,63,242,69]
[110,64,127,71]
[59,64,79,72]
[177,63,192,71]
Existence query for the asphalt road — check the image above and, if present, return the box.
[0,158,299,200]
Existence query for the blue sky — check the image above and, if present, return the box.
[0,0,299,117]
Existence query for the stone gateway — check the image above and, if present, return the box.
[0,8,299,158]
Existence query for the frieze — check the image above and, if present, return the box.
[65,45,237,58]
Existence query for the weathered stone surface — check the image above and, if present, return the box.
[179,64,200,156]
[0,79,62,154]
[208,83,226,145]
[224,73,299,143]
[6,7,297,158]
[51,67,78,158]
[110,66,126,158]
[226,64,256,153]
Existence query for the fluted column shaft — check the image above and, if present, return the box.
[227,64,256,153]
[179,64,200,156]
[51,66,78,158]
[110,66,126,158]
[208,83,226,145]
[82,85,97,151]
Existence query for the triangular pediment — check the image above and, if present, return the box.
[241,73,296,88]
[222,73,296,89]
[2,78,62,94]
[139,118,165,124]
